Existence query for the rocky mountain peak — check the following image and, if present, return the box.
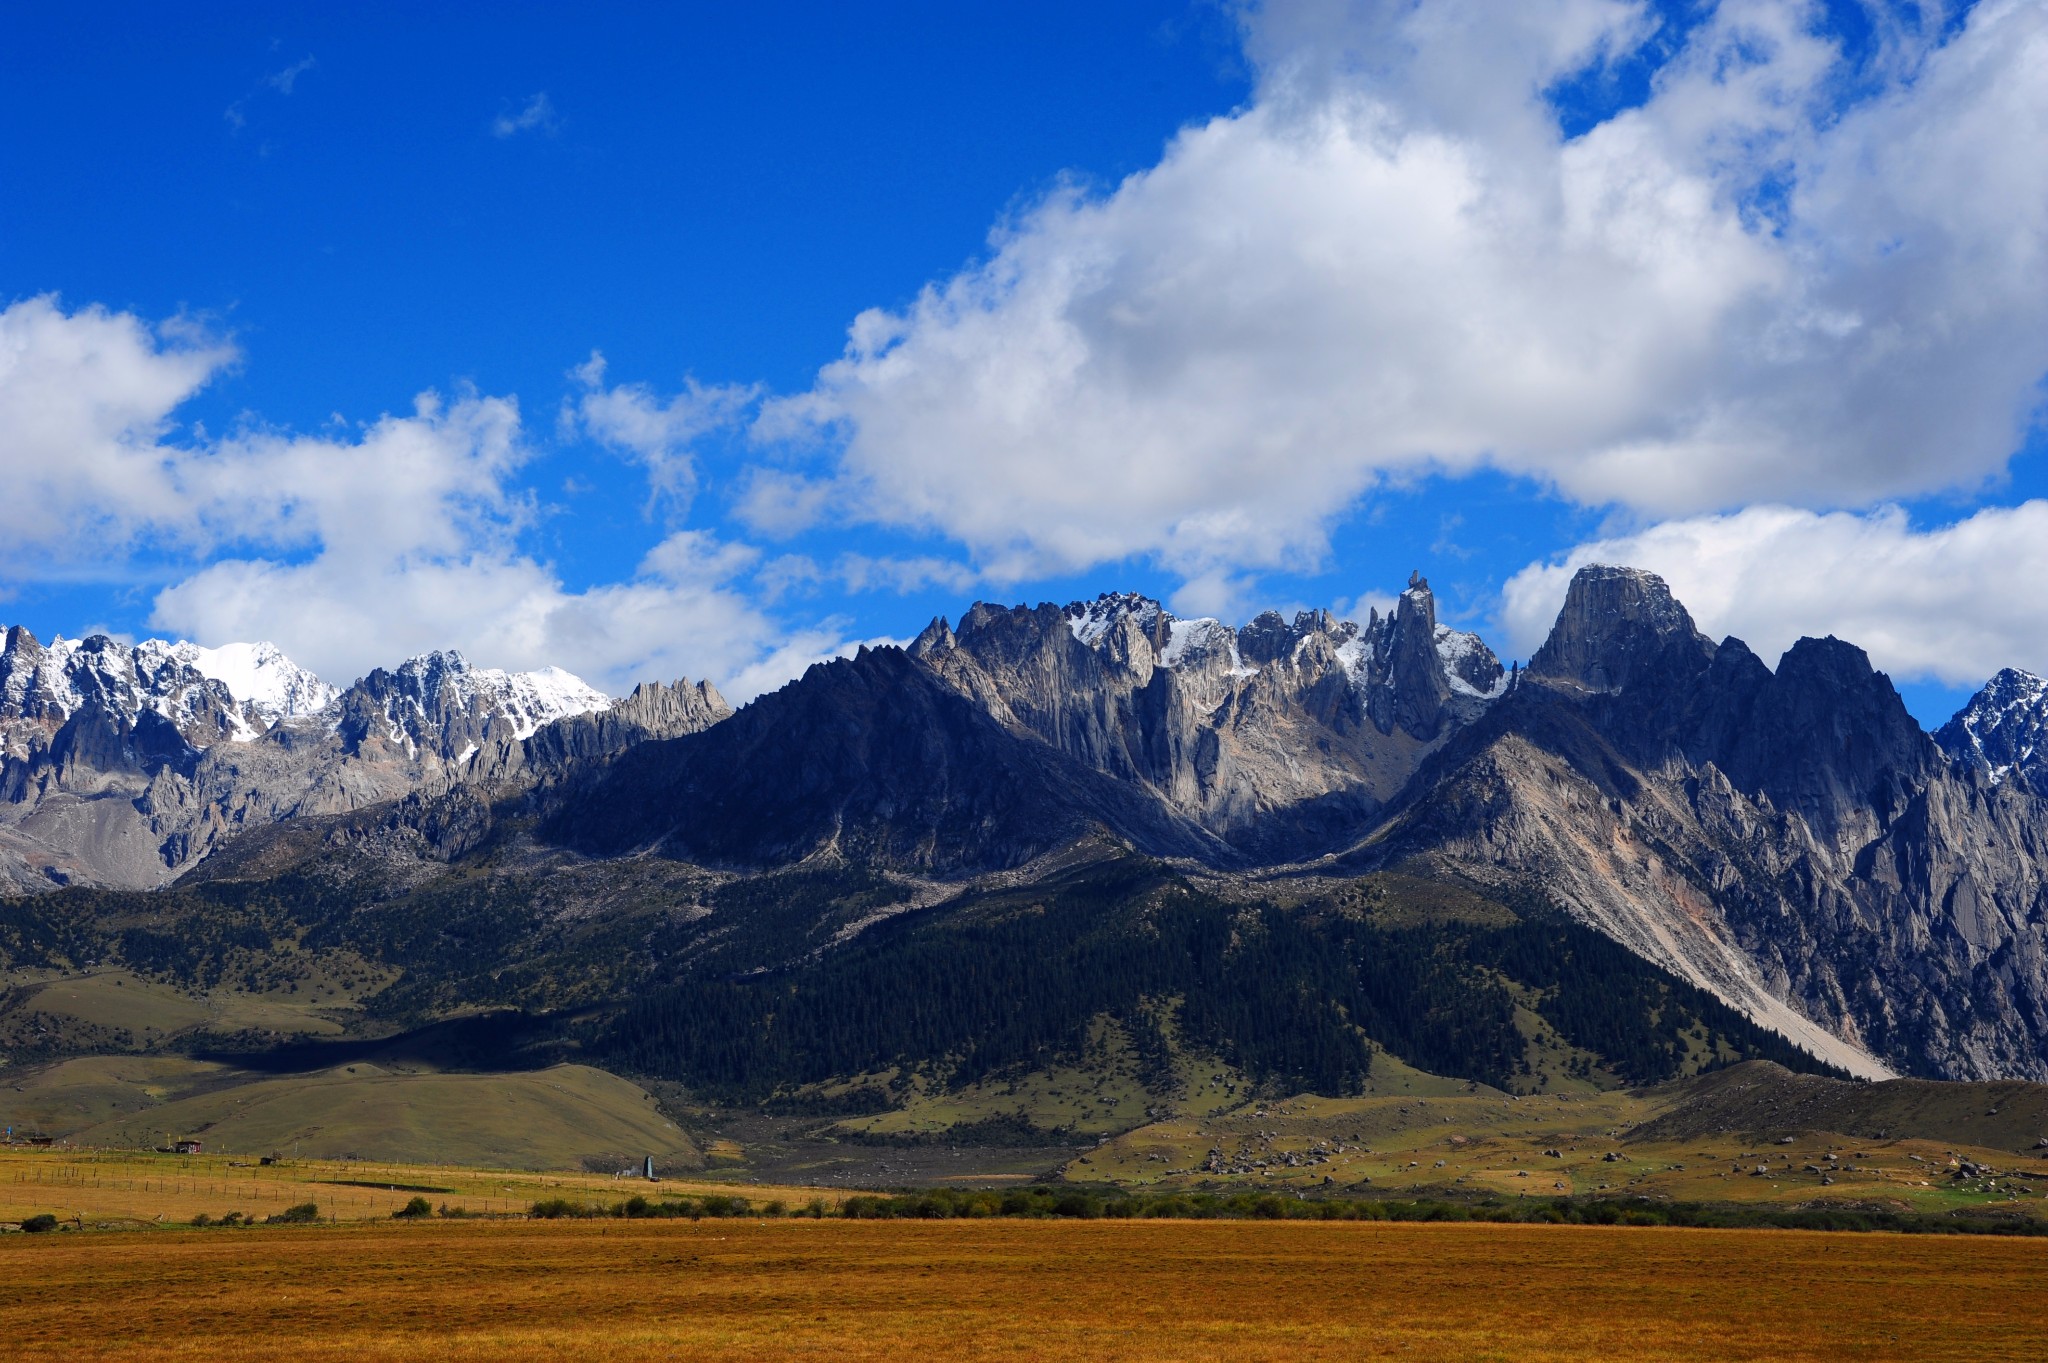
[1063,592,1169,648]
[1435,625,1506,698]
[1526,564,1715,695]
[161,640,339,727]
[1237,608,1353,667]
[1359,573,1457,739]
[337,650,611,758]
[1935,667,2048,796]
[0,625,247,758]
[908,614,956,659]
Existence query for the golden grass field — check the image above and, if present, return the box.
[2,1216,2042,1361]
[0,1148,818,1226]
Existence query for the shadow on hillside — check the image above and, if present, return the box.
[190,1009,578,1075]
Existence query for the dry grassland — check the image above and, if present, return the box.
[0,1149,822,1226]
[2,1217,2041,1362]
[1082,1090,2048,1219]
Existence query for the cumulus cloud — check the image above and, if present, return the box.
[492,93,560,138]
[753,0,2048,585]
[0,296,528,572]
[1498,502,2048,686]
[1,295,247,564]
[151,526,845,701]
[566,352,758,516]
[0,296,850,699]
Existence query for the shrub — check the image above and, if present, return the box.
[189,1213,213,1228]
[266,1203,320,1224]
[21,1214,59,1234]
[393,1196,433,1219]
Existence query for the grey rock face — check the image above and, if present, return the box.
[908,577,1506,859]
[1937,668,2048,797]
[543,645,1226,873]
[1526,563,1716,695]
[1365,565,2048,1081]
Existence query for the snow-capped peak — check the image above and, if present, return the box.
[1936,667,2048,794]
[482,663,613,739]
[0,628,244,742]
[1435,624,1509,699]
[1160,617,1257,677]
[2,625,612,758]
[165,640,340,727]
[386,650,611,742]
[1064,592,1167,646]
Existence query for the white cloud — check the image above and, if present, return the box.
[1498,501,2048,686]
[0,296,528,572]
[227,55,317,130]
[759,551,981,602]
[566,352,757,516]
[754,0,2048,586]
[493,93,560,138]
[0,296,851,700]
[732,467,837,539]
[151,526,843,701]
[0,295,242,563]
[266,57,317,95]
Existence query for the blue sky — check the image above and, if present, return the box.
[3,1,2045,726]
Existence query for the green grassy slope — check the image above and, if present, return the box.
[12,1061,701,1170]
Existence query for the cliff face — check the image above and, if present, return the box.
[541,645,1227,874]
[908,576,1503,861]
[1361,565,2048,1081]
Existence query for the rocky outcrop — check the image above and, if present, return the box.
[1526,564,1715,696]
[907,575,1505,860]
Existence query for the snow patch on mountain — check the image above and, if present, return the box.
[167,641,340,729]
[1436,625,1510,699]
[1333,635,1368,683]
[1936,668,2048,794]
[1064,592,1165,646]
[381,651,611,745]
[1161,618,1257,677]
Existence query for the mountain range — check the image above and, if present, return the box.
[0,626,733,893]
[4,564,2048,1095]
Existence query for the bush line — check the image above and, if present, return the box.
[525,1187,2048,1237]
